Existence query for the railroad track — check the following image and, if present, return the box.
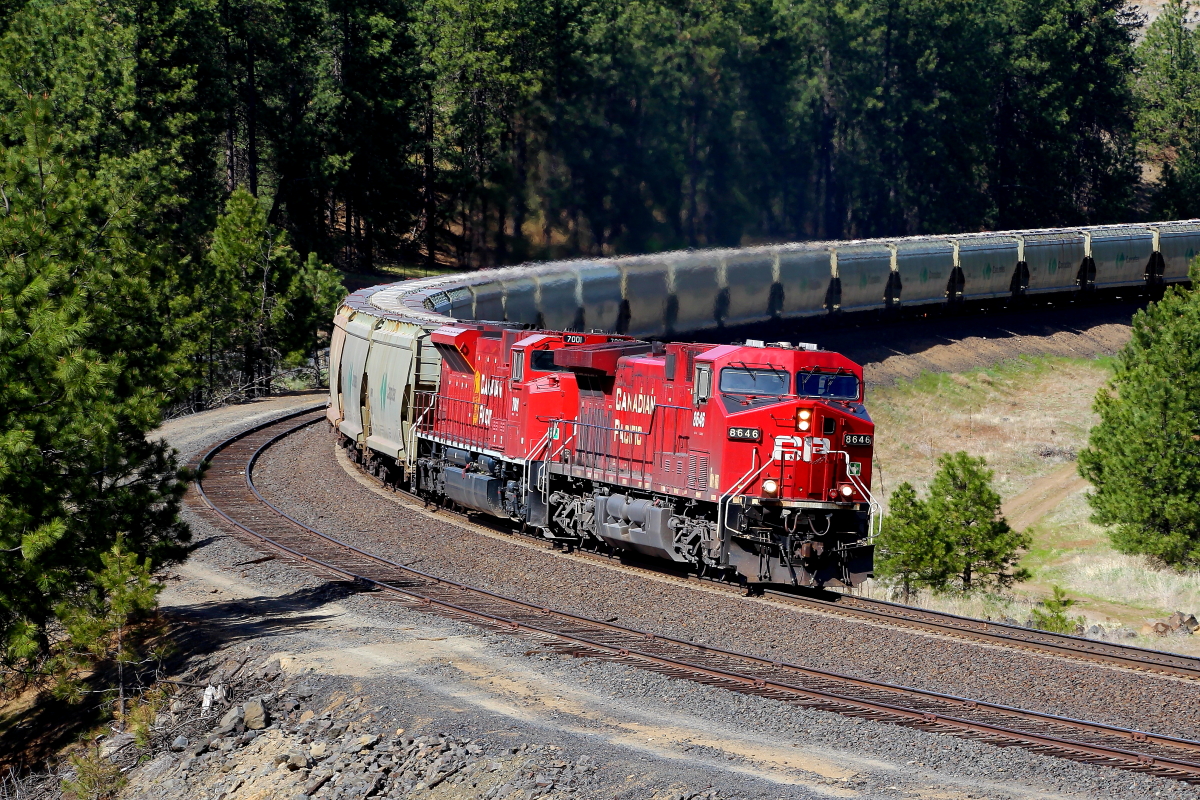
[193,407,1200,784]
[780,590,1200,681]
[329,423,1200,684]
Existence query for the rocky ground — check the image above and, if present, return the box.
[121,653,614,800]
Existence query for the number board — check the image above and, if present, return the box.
[844,433,873,447]
[728,426,762,442]
[564,334,586,343]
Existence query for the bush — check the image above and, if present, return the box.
[1030,585,1085,634]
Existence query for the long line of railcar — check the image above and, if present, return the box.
[325,220,1200,587]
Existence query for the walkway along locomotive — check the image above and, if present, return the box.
[333,322,877,590]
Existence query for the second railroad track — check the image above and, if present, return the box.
[191,406,1200,784]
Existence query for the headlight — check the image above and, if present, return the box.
[797,409,812,421]
[840,485,853,497]
[762,479,779,497]
[798,420,810,431]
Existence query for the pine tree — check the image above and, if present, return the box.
[875,483,949,601]
[1078,262,1200,566]
[1135,0,1200,160]
[925,451,1030,591]
[54,543,163,710]
[202,187,343,401]
[0,96,189,689]
[876,452,1029,596]
[1029,585,1084,633]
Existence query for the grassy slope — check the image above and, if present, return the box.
[864,355,1200,654]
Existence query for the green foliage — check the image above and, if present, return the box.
[1079,262,1200,566]
[0,96,189,689]
[1135,0,1200,217]
[875,483,948,601]
[877,452,1030,595]
[61,742,127,800]
[1136,0,1200,157]
[1029,585,1085,634]
[197,0,1148,268]
[199,187,343,401]
[53,543,163,705]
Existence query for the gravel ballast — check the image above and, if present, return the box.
[252,423,1200,744]
[133,398,1200,799]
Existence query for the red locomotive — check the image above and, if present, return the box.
[412,325,877,589]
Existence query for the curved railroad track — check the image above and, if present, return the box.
[330,425,1200,684]
[191,406,1200,783]
[779,591,1200,680]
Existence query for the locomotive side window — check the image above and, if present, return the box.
[529,349,570,372]
[664,353,676,381]
[796,371,859,400]
[694,365,712,403]
[511,349,525,381]
[719,367,789,396]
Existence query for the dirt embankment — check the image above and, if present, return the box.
[813,301,1137,386]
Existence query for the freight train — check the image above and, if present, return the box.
[327,220,1200,589]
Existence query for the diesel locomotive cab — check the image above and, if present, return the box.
[695,341,877,589]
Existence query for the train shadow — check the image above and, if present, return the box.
[160,580,366,657]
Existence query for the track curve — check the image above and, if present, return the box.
[326,425,1200,683]
[193,407,1200,784]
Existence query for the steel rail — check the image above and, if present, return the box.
[192,410,1200,783]
[770,590,1200,681]
[343,432,1200,683]
[337,430,1200,683]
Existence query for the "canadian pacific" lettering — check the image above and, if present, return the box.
[614,387,656,414]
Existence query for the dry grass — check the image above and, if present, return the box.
[858,354,1200,654]
[867,355,1111,508]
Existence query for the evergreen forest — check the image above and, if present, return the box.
[6,0,1200,702]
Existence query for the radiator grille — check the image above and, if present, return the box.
[687,454,710,491]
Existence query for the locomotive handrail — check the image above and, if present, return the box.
[718,449,782,539]
[522,429,553,500]
[830,449,881,539]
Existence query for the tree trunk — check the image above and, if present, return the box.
[225,110,237,192]
[246,38,259,197]
[686,93,699,247]
[424,98,436,269]
[820,98,839,240]
[224,33,237,192]
[511,118,527,260]
[364,214,374,271]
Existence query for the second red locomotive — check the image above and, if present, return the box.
[408,325,877,590]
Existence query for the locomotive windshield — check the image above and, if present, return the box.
[796,371,859,400]
[719,367,790,395]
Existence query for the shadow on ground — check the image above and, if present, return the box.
[0,579,368,776]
